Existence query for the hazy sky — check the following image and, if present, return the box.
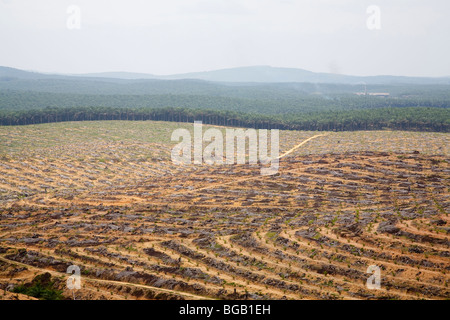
[1,0,449,77]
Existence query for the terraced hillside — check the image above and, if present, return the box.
[0,121,448,300]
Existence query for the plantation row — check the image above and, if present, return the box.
[0,106,448,132]
[1,152,448,300]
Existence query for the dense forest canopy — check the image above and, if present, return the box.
[0,67,449,132]
[0,106,448,132]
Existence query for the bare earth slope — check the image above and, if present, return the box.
[0,121,448,300]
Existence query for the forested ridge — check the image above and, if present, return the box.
[0,69,449,132]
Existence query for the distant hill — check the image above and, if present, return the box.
[0,66,56,80]
[2,65,449,85]
[82,65,450,85]
[75,71,158,80]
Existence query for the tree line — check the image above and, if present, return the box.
[0,106,448,132]
[1,90,450,115]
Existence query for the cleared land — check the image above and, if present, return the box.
[0,121,448,300]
